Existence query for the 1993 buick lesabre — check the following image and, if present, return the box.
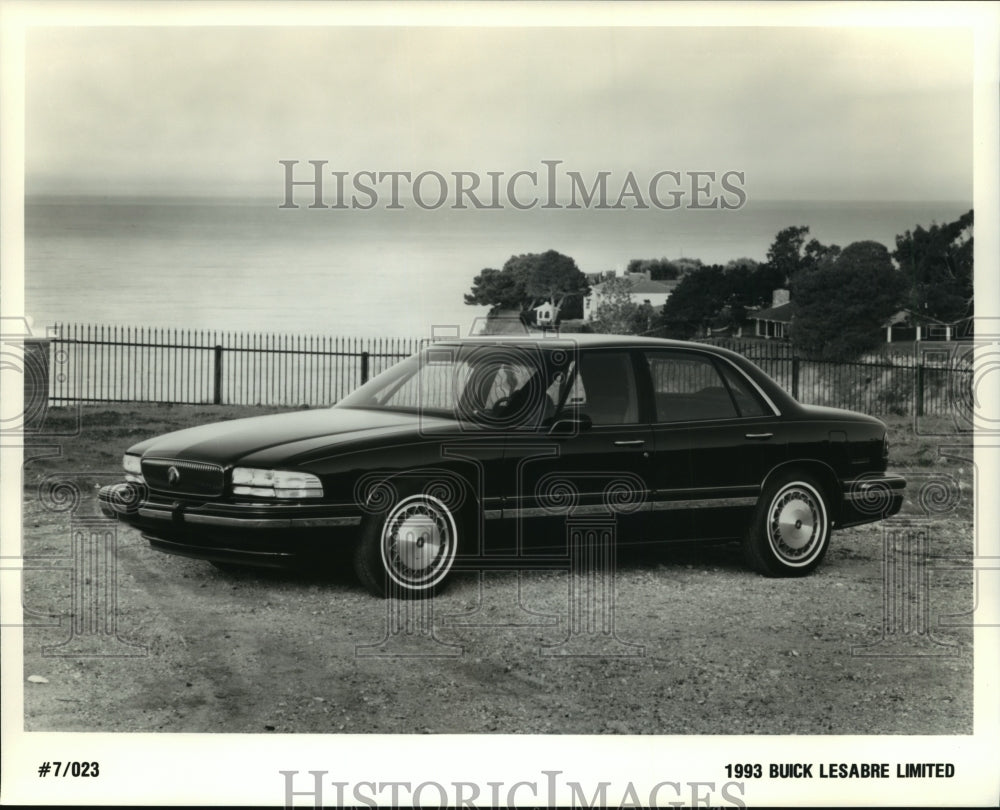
[99,335,904,596]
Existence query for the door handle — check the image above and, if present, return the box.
[614,439,646,446]
[745,432,773,439]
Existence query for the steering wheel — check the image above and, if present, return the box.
[491,396,512,416]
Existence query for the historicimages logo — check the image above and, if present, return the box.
[279,769,748,808]
[278,159,748,211]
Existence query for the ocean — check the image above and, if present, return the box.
[25,196,970,340]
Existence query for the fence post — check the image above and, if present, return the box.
[213,345,223,405]
[22,338,51,420]
[915,360,924,418]
[791,355,800,400]
[360,351,370,384]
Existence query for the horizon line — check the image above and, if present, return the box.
[23,192,974,207]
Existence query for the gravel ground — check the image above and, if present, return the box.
[19,406,974,735]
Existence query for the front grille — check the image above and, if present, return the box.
[142,458,225,497]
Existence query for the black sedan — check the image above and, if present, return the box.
[99,335,905,596]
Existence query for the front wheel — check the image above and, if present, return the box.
[743,474,831,576]
[353,493,459,597]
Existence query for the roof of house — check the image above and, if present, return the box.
[752,302,794,323]
[629,278,679,294]
[592,277,678,295]
[883,308,973,328]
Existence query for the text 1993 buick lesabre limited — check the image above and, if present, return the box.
[99,335,905,596]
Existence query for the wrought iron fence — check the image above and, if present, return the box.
[703,337,973,417]
[39,324,973,416]
[45,324,418,407]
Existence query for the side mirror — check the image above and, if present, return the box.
[548,412,592,435]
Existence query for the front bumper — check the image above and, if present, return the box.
[99,482,363,566]
[837,473,906,528]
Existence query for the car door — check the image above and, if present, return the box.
[638,350,703,541]
[644,348,787,540]
[502,348,654,552]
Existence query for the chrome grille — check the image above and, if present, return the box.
[142,458,225,497]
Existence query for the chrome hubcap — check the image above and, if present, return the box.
[394,513,443,571]
[768,484,825,564]
[381,496,456,588]
[775,498,815,550]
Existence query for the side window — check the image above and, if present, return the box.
[718,362,771,417]
[573,351,639,425]
[644,351,738,422]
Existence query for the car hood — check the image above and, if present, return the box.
[126,407,450,467]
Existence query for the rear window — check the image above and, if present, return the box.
[644,351,738,422]
[717,361,771,417]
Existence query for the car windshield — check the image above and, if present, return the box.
[336,342,574,426]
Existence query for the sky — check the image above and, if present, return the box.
[25,24,974,201]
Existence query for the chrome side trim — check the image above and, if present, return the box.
[651,496,757,510]
[495,495,757,518]
[573,503,646,516]
[653,485,759,497]
[500,504,646,519]
[483,509,503,520]
[508,506,562,518]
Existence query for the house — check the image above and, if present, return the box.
[583,271,679,321]
[883,309,972,343]
[533,302,557,328]
[751,289,793,339]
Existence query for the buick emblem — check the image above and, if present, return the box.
[167,466,181,486]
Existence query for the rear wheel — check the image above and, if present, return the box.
[354,493,459,597]
[743,473,830,576]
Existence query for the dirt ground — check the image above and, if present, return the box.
[18,406,975,735]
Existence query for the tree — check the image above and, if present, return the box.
[802,238,841,273]
[626,257,680,281]
[790,240,906,360]
[765,225,810,284]
[463,266,527,312]
[524,249,590,321]
[763,226,841,284]
[657,265,728,339]
[893,209,973,323]
[671,257,704,277]
[725,257,760,273]
[464,250,589,322]
[589,276,650,335]
[721,258,791,325]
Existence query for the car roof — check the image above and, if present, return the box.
[435,333,709,349]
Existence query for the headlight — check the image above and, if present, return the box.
[123,453,144,483]
[231,467,324,499]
